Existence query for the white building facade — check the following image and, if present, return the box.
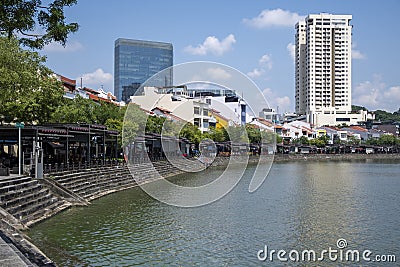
[130,87,212,132]
[295,13,367,127]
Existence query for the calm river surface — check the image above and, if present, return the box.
[28,160,400,266]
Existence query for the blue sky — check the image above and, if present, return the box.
[41,0,400,112]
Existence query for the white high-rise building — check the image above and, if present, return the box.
[295,13,369,127]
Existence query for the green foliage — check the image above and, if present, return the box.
[226,125,248,143]
[51,96,126,124]
[51,96,96,123]
[352,105,367,112]
[0,37,64,124]
[347,135,361,145]
[367,134,400,146]
[122,104,147,146]
[145,116,166,135]
[245,125,261,144]
[276,134,283,144]
[1,0,79,49]
[309,135,329,147]
[179,122,203,144]
[292,136,310,145]
[207,127,228,142]
[94,101,125,125]
[374,109,400,123]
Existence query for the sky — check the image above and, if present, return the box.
[40,0,400,113]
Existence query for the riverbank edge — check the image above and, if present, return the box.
[19,153,400,227]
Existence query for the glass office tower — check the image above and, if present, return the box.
[114,38,173,102]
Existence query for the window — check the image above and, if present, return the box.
[194,107,200,115]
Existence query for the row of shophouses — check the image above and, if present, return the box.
[1,75,399,176]
[56,74,398,147]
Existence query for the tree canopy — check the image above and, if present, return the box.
[0,36,64,124]
[1,0,79,49]
[374,109,400,123]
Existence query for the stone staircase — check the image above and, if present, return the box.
[0,176,70,227]
[48,158,206,202]
[49,165,136,201]
[152,157,206,178]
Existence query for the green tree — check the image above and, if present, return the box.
[245,124,261,144]
[292,136,309,145]
[122,103,147,146]
[377,134,398,145]
[208,127,227,142]
[179,122,203,144]
[374,109,400,123]
[226,125,248,143]
[51,95,97,123]
[0,37,64,124]
[310,135,329,147]
[276,134,283,144]
[347,135,361,145]
[93,101,125,125]
[1,0,79,49]
[352,105,367,112]
[52,96,127,125]
[145,116,166,134]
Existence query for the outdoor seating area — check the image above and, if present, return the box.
[0,123,119,177]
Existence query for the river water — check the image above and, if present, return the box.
[28,160,400,266]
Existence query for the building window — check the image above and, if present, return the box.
[194,107,200,115]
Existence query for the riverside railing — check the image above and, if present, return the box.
[43,159,124,175]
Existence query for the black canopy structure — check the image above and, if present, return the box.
[0,124,119,175]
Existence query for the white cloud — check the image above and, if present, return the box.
[259,54,272,70]
[276,96,291,110]
[43,40,84,53]
[247,53,272,79]
[352,49,366,59]
[262,87,292,112]
[206,67,232,81]
[247,68,265,78]
[353,75,399,112]
[287,43,295,61]
[352,43,366,59]
[383,86,400,102]
[79,68,113,90]
[184,34,236,56]
[243,9,305,28]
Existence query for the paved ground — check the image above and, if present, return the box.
[0,234,34,267]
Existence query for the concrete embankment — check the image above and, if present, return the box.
[210,153,400,166]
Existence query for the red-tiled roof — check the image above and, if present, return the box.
[350,125,368,132]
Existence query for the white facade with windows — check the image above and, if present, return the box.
[295,13,366,127]
[130,87,212,132]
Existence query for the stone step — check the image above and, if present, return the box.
[0,183,43,203]
[20,199,67,225]
[1,188,49,210]
[0,176,32,188]
[8,194,53,216]
[0,180,39,195]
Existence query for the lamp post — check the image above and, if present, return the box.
[15,122,25,175]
